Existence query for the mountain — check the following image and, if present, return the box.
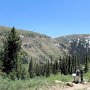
[0,26,65,63]
[0,26,90,63]
[55,34,90,52]
[55,34,90,63]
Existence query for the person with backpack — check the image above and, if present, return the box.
[76,69,80,83]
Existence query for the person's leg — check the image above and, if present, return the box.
[76,76,79,84]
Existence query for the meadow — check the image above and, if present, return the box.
[0,72,90,90]
[0,73,72,90]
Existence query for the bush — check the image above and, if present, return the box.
[85,72,90,81]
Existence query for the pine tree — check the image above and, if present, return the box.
[72,55,76,73]
[35,63,40,76]
[62,57,66,75]
[84,55,88,73]
[65,56,68,75]
[43,63,46,76]
[21,67,26,80]
[50,55,53,66]
[68,55,71,74]
[52,60,59,74]
[50,55,53,73]
[75,55,77,71]
[16,58,22,79]
[77,56,80,69]
[52,62,56,74]
[41,63,46,76]
[59,56,61,72]
[46,60,50,77]
[55,60,59,74]
[28,57,34,78]
[2,27,22,76]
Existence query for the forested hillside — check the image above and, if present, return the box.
[56,34,90,63]
[0,26,65,63]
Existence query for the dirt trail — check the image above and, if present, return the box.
[63,83,90,90]
[48,83,90,90]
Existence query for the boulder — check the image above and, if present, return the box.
[82,81,88,84]
[66,82,74,87]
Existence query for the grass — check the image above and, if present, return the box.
[84,71,90,81]
[0,73,72,90]
[0,72,90,90]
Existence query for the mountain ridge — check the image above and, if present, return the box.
[0,26,64,62]
[0,26,90,62]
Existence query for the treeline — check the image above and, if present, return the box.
[28,55,90,78]
[69,39,90,64]
[0,27,90,80]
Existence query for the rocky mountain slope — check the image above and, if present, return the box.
[55,34,90,53]
[0,26,90,62]
[56,34,90,63]
[0,26,65,62]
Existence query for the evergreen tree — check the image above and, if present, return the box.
[61,57,68,75]
[50,55,53,73]
[41,63,46,76]
[50,55,53,66]
[84,55,88,73]
[59,56,61,72]
[21,67,26,80]
[2,27,22,76]
[46,61,50,77]
[36,63,40,76]
[68,55,71,74]
[52,60,59,74]
[72,55,76,73]
[77,56,80,69]
[55,60,59,74]
[16,57,22,79]
[43,63,46,76]
[28,58,34,78]
[74,55,77,71]
[65,56,68,75]
[52,62,56,74]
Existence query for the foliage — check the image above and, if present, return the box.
[69,39,90,64]
[0,74,72,90]
[46,61,50,77]
[85,72,90,81]
[84,55,89,73]
[1,27,22,79]
[28,58,34,78]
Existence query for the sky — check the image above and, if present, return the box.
[0,0,90,37]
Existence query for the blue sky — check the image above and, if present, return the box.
[0,0,90,37]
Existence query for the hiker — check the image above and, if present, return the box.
[76,69,80,83]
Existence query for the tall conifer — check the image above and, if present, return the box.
[2,27,22,77]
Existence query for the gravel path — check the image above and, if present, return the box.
[48,83,90,90]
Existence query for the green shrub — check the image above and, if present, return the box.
[0,73,72,90]
[85,72,90,81]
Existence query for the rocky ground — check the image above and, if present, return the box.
[48,81,90,90]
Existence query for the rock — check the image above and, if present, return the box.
[82,81,88,84]
[20,35,25,39]
[66,82,74,87]
[55,80,64,84]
